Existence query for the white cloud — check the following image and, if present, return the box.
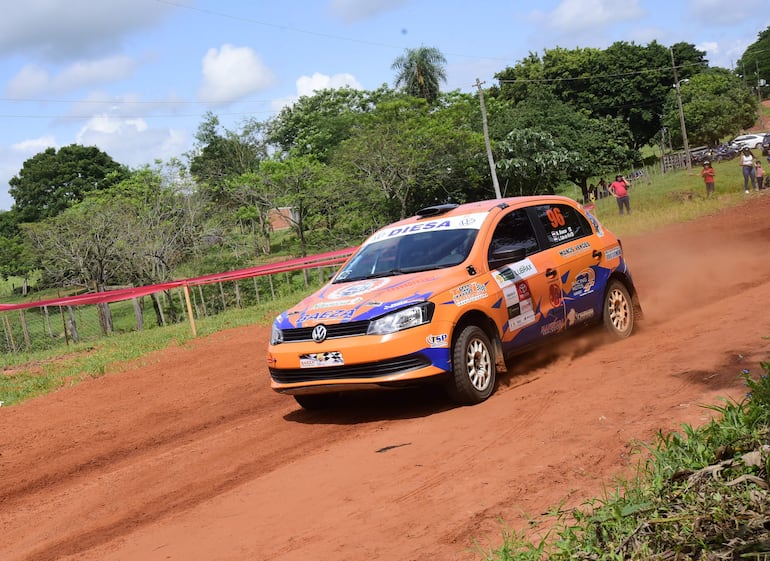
[76,115,188,168]
[328,0,409,23]
[198,44,276,105]
[6,56,138,97]
[296,72,362,96]
[11,136,57,152]
[533,0,644,32]
[688,0,765,25]
[271,72,363,112]
[0,0,172,61]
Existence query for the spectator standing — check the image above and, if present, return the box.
[701,161,715,197]
[597,178,608,198]
[739,147,757,193]
[608,174,631,215]
[756,159,765,190]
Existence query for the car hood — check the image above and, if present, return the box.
[276,270,460,329]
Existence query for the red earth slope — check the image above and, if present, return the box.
[1,194,770,561]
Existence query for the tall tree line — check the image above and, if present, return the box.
[0,33,764,294]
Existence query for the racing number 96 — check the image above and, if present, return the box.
[546,207,565,228]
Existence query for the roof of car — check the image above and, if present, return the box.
[397,195,578,225]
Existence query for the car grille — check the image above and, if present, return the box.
[282,319,370,342]
[269,354,432,384]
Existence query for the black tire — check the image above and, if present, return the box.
[293,393,339,410]
[446,325,496,405]
[602,280,634,338]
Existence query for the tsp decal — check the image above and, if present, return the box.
[426,334,449,347]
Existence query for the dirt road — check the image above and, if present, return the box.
[2,194,770,561]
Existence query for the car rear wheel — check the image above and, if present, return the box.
[603,280,634,338]
[446,325,496,405]
[293,393,339,410]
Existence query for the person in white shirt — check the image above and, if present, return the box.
[739,147,757,193]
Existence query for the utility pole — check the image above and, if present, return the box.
[475,78,502,199]
[670,48,692,172]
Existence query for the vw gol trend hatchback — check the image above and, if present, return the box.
[268,196,642,409]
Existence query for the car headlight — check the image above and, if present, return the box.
[270,322,284,345]
[367,303,433,335]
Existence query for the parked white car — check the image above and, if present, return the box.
[728,133,766,151]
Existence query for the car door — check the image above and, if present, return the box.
[485,207,565,352]
[530,202,603,330]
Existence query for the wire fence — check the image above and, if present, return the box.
[0,248,355,356]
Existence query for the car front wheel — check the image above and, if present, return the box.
[603,280,634,338]
[446,325,496,405]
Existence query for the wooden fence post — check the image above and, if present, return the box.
[66,306,79,343]
[3,314,16,353]
[59,306,69,346]
[43,305,54,339]
[18,310,31,351]
[132,298,144,331]
[183,284,197,337]
[197,285,208,316]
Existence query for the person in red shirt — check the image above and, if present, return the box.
[701,161,715,197]
[608,174,631,215]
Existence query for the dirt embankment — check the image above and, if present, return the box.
[1,194,770,561]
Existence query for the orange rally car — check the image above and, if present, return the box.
[267,195,642,409]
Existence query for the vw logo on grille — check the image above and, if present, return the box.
[311,324,328,343]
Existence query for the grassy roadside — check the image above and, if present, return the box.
[479,362,770,560]
[0,294,298,406]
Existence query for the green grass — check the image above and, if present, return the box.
[0,290,305,406]
[582,159,752,237]
[478,363,770,560]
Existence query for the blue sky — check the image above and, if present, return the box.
[0,0,768,211]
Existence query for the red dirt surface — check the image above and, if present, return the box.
[2,194,770,561]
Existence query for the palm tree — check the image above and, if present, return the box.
[391,46,447,104]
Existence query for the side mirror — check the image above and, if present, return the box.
[489,246,527,268]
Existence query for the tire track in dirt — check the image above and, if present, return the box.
[1,194,770,561]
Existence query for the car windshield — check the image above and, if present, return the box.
[333,228,478,283]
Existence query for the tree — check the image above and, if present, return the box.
[495,129,578,196]
[266,86,394,161]
[259,156,335,257]
[494,41,708,149]
[22,198,133,290]
[736,26,770,101]
[189,112,268,203]
[0,210,24,281]
[392,46,447,104]
[490,90,638,200]
[9,144,128,223]
[22,164,204,291]
[662,68,757,147]
[333,96,487,223]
